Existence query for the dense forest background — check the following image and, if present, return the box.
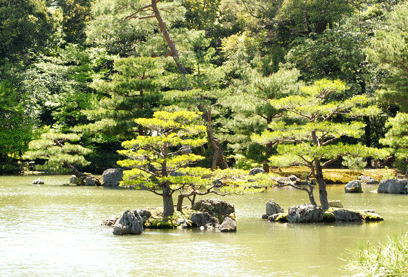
[1,0,408,175]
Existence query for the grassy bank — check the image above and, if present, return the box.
[347,233,408,276]
[269,167,398,184]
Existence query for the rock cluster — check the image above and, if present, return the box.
[104,199,237,235]
[262,200,383,223]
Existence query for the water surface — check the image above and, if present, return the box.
[1,175,407,276]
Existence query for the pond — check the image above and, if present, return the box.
[1,175,407,276]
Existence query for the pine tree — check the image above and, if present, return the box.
[23,128,92,176]
[117,111,221,217]
[252,79,389,209]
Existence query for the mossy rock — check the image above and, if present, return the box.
[144,218,177,229]
[361,212,384,222]
[323,211,336,222]
[275,213,288,223]
[142,208,194,229]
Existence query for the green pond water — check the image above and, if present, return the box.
[1,175,407,277]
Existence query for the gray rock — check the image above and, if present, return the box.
[32,178,44,185]
[332,209,363,222]
[85,176,96,186]
[328,200,343,208]
[219,217,237,232]
[69,175,77,184]
[358,175,379,185]
[345,180,363,193]
[249,167,265,176]
[288,204,324,223]
[266,200,284,216]
[101,216,119,227]
[139,209,152,224]
[288,175,299,182]
[192,199,235,222]
[213,179,223,187]
[102,168,124,187]
[113,210,144,235]
[378,179,408,194]
[190,212,219,227]
[268,214,280,222]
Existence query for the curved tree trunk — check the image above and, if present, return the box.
[151,0,187,75]
[64,162,86,178]
[199,106,228,170]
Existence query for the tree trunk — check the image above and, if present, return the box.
[314,159,329,210]
[151,0,187,75]
[64,162,86,178]
[199,106,228,170]
[162,183,174,217]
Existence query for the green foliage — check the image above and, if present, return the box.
[276,0,358,34]
[380,112,408,170]
[367,1,408,112]
[75,56,164,139]
[252,79,388,207]
[347,234,408,276]
[0,80,34,173]
[57,0,92,44]
[117,111,212,215]
[342,156,367,172]
[285,29,367,87]
[0,0,54,60]
[23,44,113,129]
[23,127,92,174]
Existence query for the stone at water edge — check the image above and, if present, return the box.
[192,199,235,223]
[69,175,77,184]
[332,209,363,222]
[190,212,219,228]
[328,200,343,208]
[102,168,124,187]
[113,210,144,235]
[378,179,408,194]
[219,217,237,232]
[265,200,284,217]
[358,175,379,185]
[288,204,324,223]
[32,178,44,185]
[345,180,363,193]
